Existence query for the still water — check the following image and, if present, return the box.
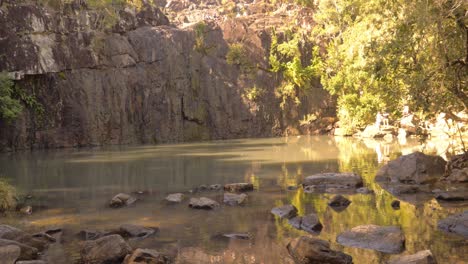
[0,136,466,263]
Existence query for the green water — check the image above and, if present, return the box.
[0,136,466,263]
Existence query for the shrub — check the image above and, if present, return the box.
[0,73,23,122]
[0,179,17,212]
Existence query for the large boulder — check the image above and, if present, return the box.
[287,236,353,264]
[437,211,468,238]
[300,214,323,234]
[223,193,247,206]
[188,197,219,210]
[0,239,38,260]
[80,234,132,264]
[388,250,436,264]
[337,225,405,253]
[0,225,47,251]
[109,193,137,208]
[303,173,363,191]
[271,205,298,219]
[376,152,446,184]
[442,153,467,183]
[123,248,171,264]
[224,183,254,192]
[0,245,21,264]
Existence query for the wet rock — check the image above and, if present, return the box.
[123,248,171,264]
[0,239,38,260]
[288,217,302,229]
[209,184,222,191]
[0,225,46,251]
[287,236,353,264]
[188,197,219,210]
[19,206,32,215]
[109,193,137,208]
[271,205,298,219]
[76,230,104,241]
[165,193,184,203]
[221,233,251,240]
[224,183,254,192]
[80,234,132,264]
[356,187,374,194]
[287,185,299,191]
[0,245,21,264]
[391,200,401,210]
[388,250,436,264]
[375,152,446,184]
[434,190,468,201]
[16,261,47,264]
[328,195,351,207]
[303,173,363,191]
[119,224,158,238]
[437,211,468,238]
[32,232,56,243]
[223,193,247,206]
[337,225,405,253]
[300,214,323,234]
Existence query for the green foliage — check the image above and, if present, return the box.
[0,73,22,122]
[243,85,264,102]
[226,43,254,73]
[194,22,210,55]
[0,179,17,212]
[311,0,468,130]
[269,30,320,109]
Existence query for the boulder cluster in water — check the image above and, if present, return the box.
[2,152,466,263]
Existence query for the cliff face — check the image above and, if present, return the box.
[0,0,334,151]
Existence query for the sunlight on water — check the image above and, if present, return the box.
[0,136,466,263]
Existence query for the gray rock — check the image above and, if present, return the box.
[375,152,446,184]
[435,190,468,201]
[165,193,184,203]
[209,184,222,191]
[437,211,468,238]
[303,173,363,190]
[109,193,137,208]
[356,187,374,194]
[16,261,47,264]
[188,197,219,210]
[0,239,38,260]
[224,183,254,192]
[76,230,104,241]
[119,224,158,238]
[19,206,33,215]
[80,234,132,264]
[123,248,171,264]
[287,236,353,264]
[222,233,251,240]
[300,214,323,234]
[271,205,298,219]
[388,250,437,264]
[0,225,46,251]
[223,193,247,206]
[288,216,302,229]
[0,245,20,264]
[328,195,351,207]
[337,225,405,253]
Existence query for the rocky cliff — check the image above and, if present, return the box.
[0,0,334,151]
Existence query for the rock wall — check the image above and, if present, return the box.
[0,0,334,151]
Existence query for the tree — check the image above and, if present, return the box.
[0,73,22,122]
[310,0,467,130]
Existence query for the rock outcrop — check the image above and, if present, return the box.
[0,0,334,151]
[80,234,132,264]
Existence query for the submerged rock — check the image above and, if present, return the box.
[0,239,38,261]
[356,187,374,194]
[119,224,158,238]
[391,200,401,210]
[165,193,184,203]
[328,195,351,207]
[224,183,254,192]
[188,197,219,210]
[220,233,251,240]
[271,205,298,219]
[437,211,468,238]
[80,234,132,264]
[337,225,405,253]
[375,152,446,184]
[123,248,171,264]
[0,244,21,264]
[109,193,137,208]
[76,230,104,241]
[388,250,437,264]
[223,193,247,206]
[300,214,323,234]
[434,190,468,201]
[303,173,363,191]
[287,236,353,264]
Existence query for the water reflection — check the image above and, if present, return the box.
[0,136,466,263]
